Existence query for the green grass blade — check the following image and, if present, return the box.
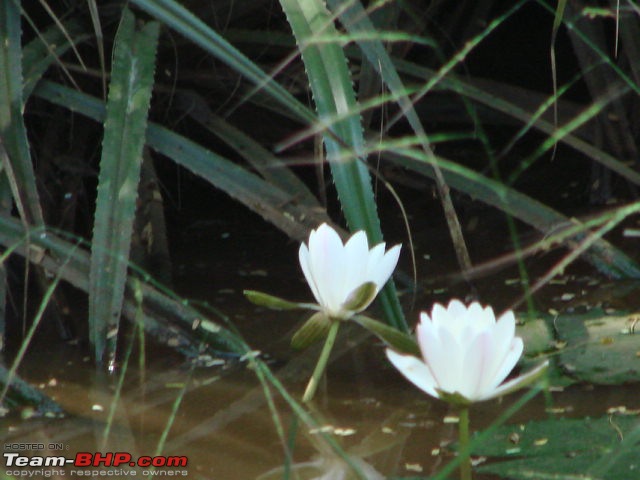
[384,146,640,278]
[32,81,332,241]
[279,0,407,331]
[0,0,43,225]
[392,58,640,189]
[88,10,159,364]
[22,19,88,99]
[177,92,318,206]
[130,0,313,123]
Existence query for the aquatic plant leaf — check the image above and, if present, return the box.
[353,315,419,356]
[21,20,88,99]
[279,0,407,332]
[291,312,331,350]
[384,149,640,278]
[32,81,329,242]
[176,91,318,207]
[88,10,159,364]
[0,0,43,225]
[553,309,640,384]
[130,0,313,123]
[472,415,640,480]
[243,290,315,311]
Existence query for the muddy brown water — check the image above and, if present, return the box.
[2,201,640,479]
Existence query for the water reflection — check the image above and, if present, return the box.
[3,210,640,479]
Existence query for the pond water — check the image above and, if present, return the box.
[2,196,640,479]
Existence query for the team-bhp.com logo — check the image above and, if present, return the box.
[4,452,188,476]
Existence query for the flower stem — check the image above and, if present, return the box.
[458,406,472,480]
[303,320,340,402]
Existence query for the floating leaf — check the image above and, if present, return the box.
[472,415,640,479]
[553,309,640,384]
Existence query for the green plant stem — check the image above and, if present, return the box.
[303,319,340,402]
[458,406,472,480]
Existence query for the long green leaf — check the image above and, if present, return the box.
[0,0,43,225]
[279,0,407,331]
[22,20,88,99]
[88,10,159,364]
[38,75,640,282]
[175,91,317,206]
[384,147,640,278]
[391,58,640,188]
[33,80,332,242]
[130,0,313,123]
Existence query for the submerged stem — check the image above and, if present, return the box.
[458,406,472,480]
[303,320,340,402]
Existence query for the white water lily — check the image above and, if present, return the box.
[386,300,548,404]
[299,223,401,320]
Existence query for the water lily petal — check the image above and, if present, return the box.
[416,312,437,360]
[428,324,465,394]
[445,299,471,337]
[475,310,517,394]
[430,303,450,329]
[479,360,549,401]
[308,224,345,314]
[342,230,370,302]
[484,337,524,394]
[370,243,401,289]
[386,349,439,398]
[299,243,324,307]
[462,330,493,400]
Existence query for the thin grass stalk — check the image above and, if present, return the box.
[100,294,139,451]
[587,421,640,477]
[0,245,70,403]
[391,57,640,188]
[152,369,192,459]
[536,0,640,95]
[327,0,472,279]
[523,201,640,304]
[250,354,369,478]
[21,20,88,99]
[33,81,330,242]
[508,85,631,185]
[130,0,314,123]
[382,146,640,278]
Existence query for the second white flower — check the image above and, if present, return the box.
[299,223,401,320]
